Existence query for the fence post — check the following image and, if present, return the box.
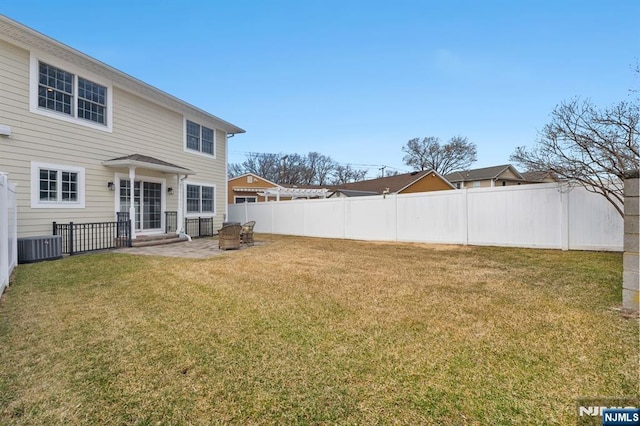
[69,222,75,256]
[53,222,57,235]
[461,188,469,245]
[623,171,639,312]
[560,184,570,251]
[1,174,8,292]
[127,219,132,247]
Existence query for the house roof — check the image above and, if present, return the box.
[229,173,280,188]
[331,170,452,194]
[102,154,194,175]
[521,171,553,182]
[445,164,524,183]
[329,189,379,197]
[0,15,245,135]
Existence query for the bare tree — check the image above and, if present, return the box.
[402,136,477,175]
[233,152,282,183]
[511,98,639,217]
[331,164,368,185]
[229,152,367,186]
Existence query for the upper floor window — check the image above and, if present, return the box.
[38,62,107,125]
[185,120,215,156]
[30,54,112,132]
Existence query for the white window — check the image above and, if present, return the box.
[185,120,215,156]
[31,162,85,208]
[235,196,257,203]
[472,181,481,188]
[186,183,215,214]
[30,53,112,132]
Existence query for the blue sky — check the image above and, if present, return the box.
[3,0,638,176]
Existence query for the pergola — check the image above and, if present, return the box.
[258,187,330,201]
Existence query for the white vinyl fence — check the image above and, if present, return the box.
[229,183,623,251]
[1,173,18,294]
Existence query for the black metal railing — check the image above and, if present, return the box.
[184,217,214,238]
[165,211,177,233]
[53,219,132,255]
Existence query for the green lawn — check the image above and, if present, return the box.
[0,235,637,425]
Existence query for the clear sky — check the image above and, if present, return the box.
[3,0,638,177]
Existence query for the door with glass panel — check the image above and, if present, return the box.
[119,180,162,231]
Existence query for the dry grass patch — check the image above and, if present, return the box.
[0,234,637,424]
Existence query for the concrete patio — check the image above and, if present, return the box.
[113,237,263,258]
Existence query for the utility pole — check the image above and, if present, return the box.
[378,165,386,178]
[280,155,288,184]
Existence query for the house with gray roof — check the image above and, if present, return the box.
[445,164,525,189]
[445,165,559,189]
[329,170,454,197]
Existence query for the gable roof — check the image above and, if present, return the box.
[521,171,554,182]
[332,170,453,194]
[445,164,524,183]
[0,15,245,135]
[102,154,194,175]
[229,173,280,188]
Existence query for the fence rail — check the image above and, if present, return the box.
[184,217,214,238]
[53,219,132,255]
[228,183,624,251]
[1,173,18,294]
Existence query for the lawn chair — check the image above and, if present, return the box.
[218,224,242,250]
[240,221,256,246]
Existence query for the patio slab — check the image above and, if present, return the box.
[113,237,262,258]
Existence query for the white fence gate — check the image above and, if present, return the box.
[228,183,623,251]
[1,173,18,294]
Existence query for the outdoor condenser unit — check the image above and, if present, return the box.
[17,235,63,264]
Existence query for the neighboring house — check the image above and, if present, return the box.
[0,15,244,240]
[228,173,283,204]
[329,170,454,197]
[228,173,329,203]
[445,164,527,189]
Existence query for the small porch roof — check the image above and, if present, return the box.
[102,154,195,175]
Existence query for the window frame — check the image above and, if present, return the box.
[30,161,85,209]
[234,196,257,204]
[184,181,216,216]
[29,52,113,132]
[184,119,216,158]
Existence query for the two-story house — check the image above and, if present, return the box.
[0,15,244,242]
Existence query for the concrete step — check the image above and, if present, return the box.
[131,234,188,248]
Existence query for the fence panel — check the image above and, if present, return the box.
[303,198,345,239]
[1,174,18,294]
[396,190,467,244]
[227,184,623,251]
[53,220,131,255]
[467,184,563,249]
[568,187,624,251]
[345,196,396,241]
